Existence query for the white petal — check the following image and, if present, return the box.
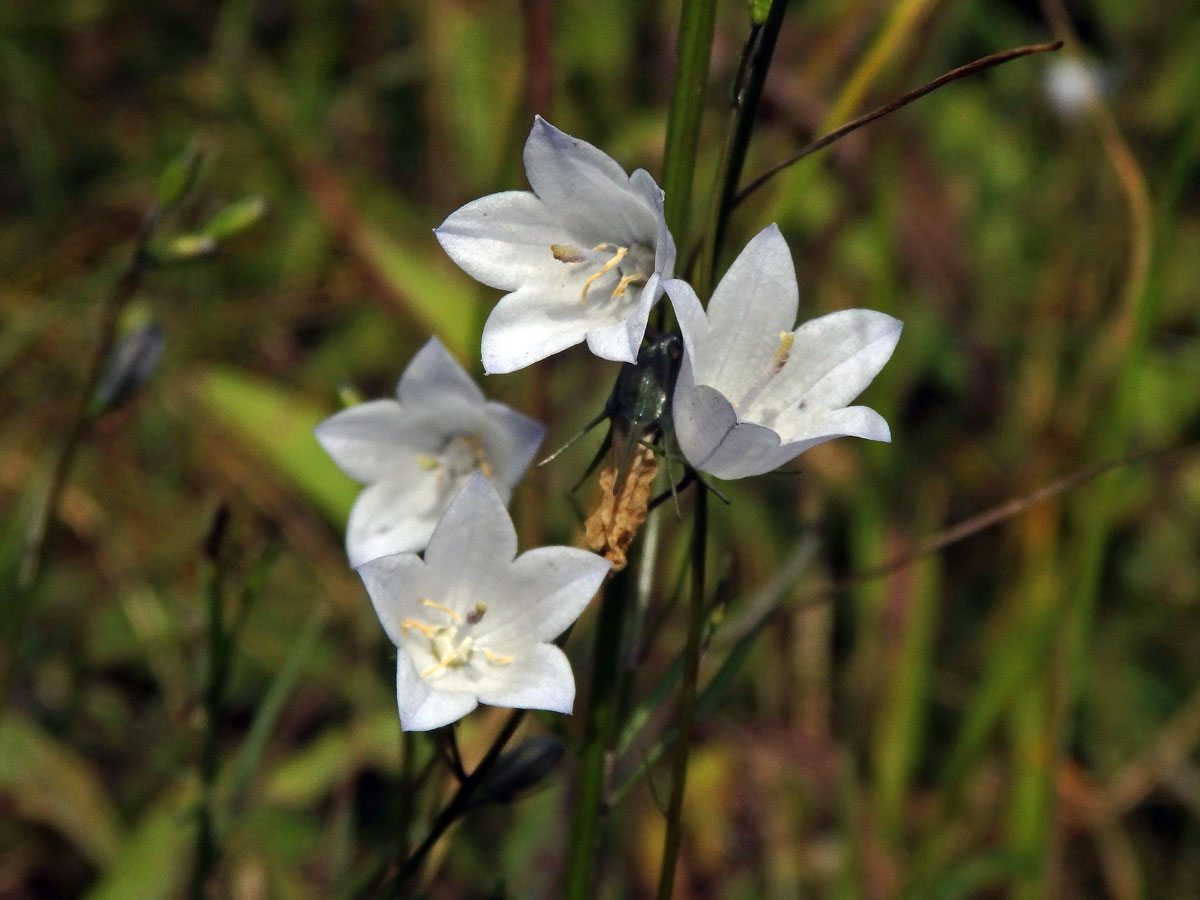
[630,168,677,279]
[396,336,485,408]
[752,309,902,415]
[480,403,547,488]
[664,278,709,365]
[475,643,576,714]
[314,400,413,483]
[480,283,599,373]
[582,279,657,364]
[700,224,799,400]
[396,651,478,731]
[523,117,658,248]
[423,474,518,600]
[434,190,567,291]
[672,353,792,479]
[356,552,431,648]
[773,404,892,448]
[707,406,892,479]
[345,474,445,566]
[482,546,610,646]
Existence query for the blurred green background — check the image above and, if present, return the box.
[2,0,1199,897]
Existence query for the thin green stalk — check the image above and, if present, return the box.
[696,0,788,295]
[564,573,630,899]
[661,0,718,254]
[387,710,526,896]
[656,485,707,900]
[2,227,154,706]
[190,511,232,900]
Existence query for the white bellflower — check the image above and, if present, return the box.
[358,474,611,731]
[435,117,676,373]
[666,225,902,479]
[315,337,545,566]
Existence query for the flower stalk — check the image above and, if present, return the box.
[656,482,708,900]
[564,571,631,899]
[661,0,718,253]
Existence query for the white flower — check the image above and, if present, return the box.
[357,474,611,731]
[315,337,546,566]
[435,116,676,373]
[665,224,902,480]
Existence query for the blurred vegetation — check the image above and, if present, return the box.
[2,0,1199,897]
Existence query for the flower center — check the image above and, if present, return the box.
[418,434,494,482]
[401,598,513,679]
[551,242,655,305]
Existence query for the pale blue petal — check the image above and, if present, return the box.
[435,190,567,291]
[345,474,444,566]
[522,117,658,247]
[664,279,709,365]
[480,283,607,373]
[423,475,519,601]
[752,309,902,416]
[396,336,485,408]
[480,403,546,488]
[701,224,800,400]
[481,546,610,646]
[475,644,576,715]
[314,399,414,483]
[397,651,479,731]
[356,552,431,647]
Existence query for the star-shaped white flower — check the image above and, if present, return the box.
[665,224,902,480]
[315,337,546,566]
[435,116,676,373]
[357,474,611,731]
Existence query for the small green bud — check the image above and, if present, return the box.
[336,385,365,409]
[154,232,218,263]
[156,143,204,213]
[204,195,268,240]
[748,0,772,26]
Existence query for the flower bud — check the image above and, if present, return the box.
[471,735,565,808]
[90,322,166,416]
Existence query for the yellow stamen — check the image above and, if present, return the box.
[421,660,450,677]
[417,455,440,470]
[400,618,440,638]
[420,598,462,621]
[581,246,628,302]
[484,649,513,665]
[611,271,646,299]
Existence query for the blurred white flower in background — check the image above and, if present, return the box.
[1044,56,1106,120]
[315,337,545,566]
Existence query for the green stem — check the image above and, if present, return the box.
[696,0,788,296]
[564,573,630,899]
[190,512,232,900]
[388,710,526,896]
[661,0,718,255]
[2,227,154,706]
[656,484,708,900]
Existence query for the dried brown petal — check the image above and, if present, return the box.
[583,444,657,572]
